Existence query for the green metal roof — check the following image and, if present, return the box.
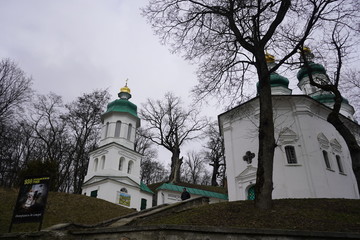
[140,182,154,194]
[297,62,327,81]
[105,99,139,118]
[156,183,228,200]
[312,93,350,104]
[256,72,289,94]
[270,73,289,87]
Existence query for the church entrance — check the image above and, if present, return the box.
[247,186,255,200]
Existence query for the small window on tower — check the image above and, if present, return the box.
[94,158,98,171]
[115,121,121,137]
[127,123,132,140]
[336,155,344,173]
[127,160,134,174]
[285,146,297,164]
[322,150,331,169]
[119,157,125,171]
[105,122,109,138]
[101,156,105,169]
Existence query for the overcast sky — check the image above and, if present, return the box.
[0,0,222,163]
[0,0,309,163]
[0,0,211,109]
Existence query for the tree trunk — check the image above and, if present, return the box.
[254,55,276,210]
[327,112,360,193]
[211,161,219,186]
[168,148,182,184]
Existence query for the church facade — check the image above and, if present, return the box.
[82,84,153,211]
[218,49,360,201]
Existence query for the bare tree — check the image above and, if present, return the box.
[0,59,32,125]
[28,93,71,191]
[181,150,206,184]
[341,70,360,121]
[139,92,208,183]
[135,127,169,184]
[203,121,226,186]
[63,89,110,194]
[143,0,356,209]
[0,59,32,188]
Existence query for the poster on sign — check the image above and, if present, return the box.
[10,176,50,228]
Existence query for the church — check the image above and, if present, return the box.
[82,84,153,211]
[218,48,360,201]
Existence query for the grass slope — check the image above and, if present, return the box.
[134,198,360,233]
[1,188,360,234]
[0,188,135,233]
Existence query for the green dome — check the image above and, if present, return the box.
[105,99,138,118]
[256,72,289,93]
[270,73,289,87]
[312,94,350,104]
[297,62,326,81]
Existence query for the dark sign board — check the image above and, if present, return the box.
[11,176,50,225]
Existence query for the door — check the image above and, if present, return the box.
[247,186,255,200]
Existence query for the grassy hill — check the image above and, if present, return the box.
[0,188,135,233]
[1,187,360,234]
[133,198,360,233]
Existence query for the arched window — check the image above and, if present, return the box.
[322,151,331,169]
[94,158,98,171]
[115,121,121,138]
[127,160,134,174]
[119,157,125,171]
[285,146,297,164]
[127,123,132,140]
[105,122,109,138]
[101,156,105,169]
[336,155,344,173]
[120,187,127,193]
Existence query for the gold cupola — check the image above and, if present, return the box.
[265,51,275,63]
[118,80,132,100]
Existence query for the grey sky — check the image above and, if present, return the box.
[0,0,219,164]
[0,0,204,110]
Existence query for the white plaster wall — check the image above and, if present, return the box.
[83,180,153,211]
[100,112,138,149]
[220,96,359,201]
[84,144,141,184]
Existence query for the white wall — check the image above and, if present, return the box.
[220,96,359,201]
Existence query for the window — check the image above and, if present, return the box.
[120,187,127,193]
[336,155,344,173]
[127,123,132,140]
[90,190,98,198]
[285,146,297,164]
[127,160,134,174]
[119,157,125,171]
[101,156,105,169]
[115,121,121,138]
[94,158,98,171]
[322,150,331,169]
[105,122,109,138]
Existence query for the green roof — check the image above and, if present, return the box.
[105,99,138,118]
[297,62,327,81]
[269,73,289,87]
[140,182,154,194]
[156,183,228,200]
[256,72,289,94]
[312,93,350,104]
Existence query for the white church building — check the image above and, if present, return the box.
[219,49,360,201]
[82,84,153,211]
